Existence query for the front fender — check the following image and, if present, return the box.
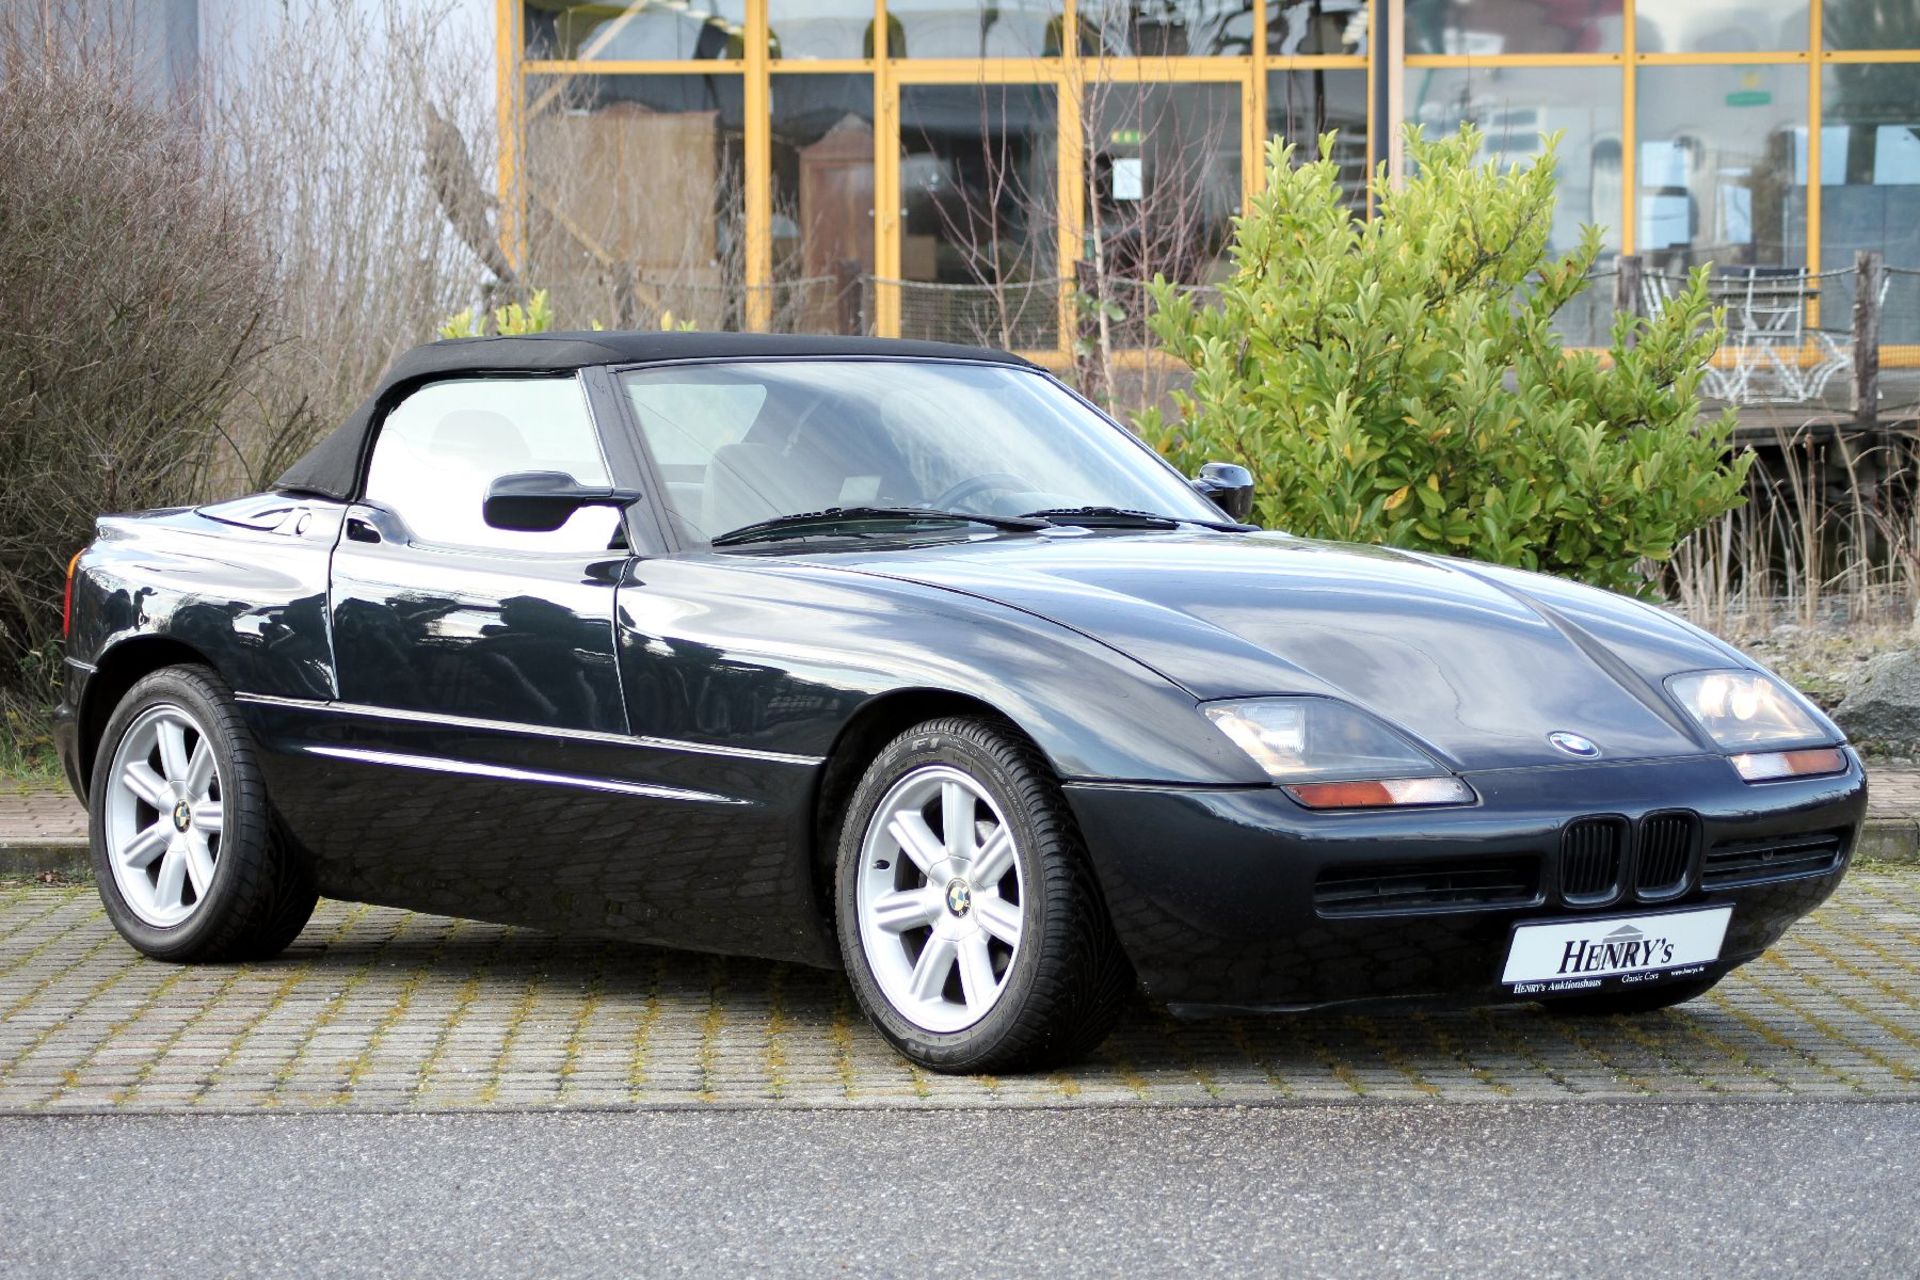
[614,557,1265,785]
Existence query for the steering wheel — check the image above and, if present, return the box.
[930,472,1033,512]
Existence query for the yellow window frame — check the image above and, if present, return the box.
[495,0,1920,352]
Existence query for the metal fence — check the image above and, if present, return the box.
[1551,268,1618,350]
[860,276,1063,351]
[760,257,1920,427]
[1883,266,1920,422]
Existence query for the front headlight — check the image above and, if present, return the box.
[1666,669,1846,781]
[1203,697,1474,809]
[1667,670,1827,749]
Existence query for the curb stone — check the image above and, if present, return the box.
[1852,817,1920,864]
[0,838,88,877]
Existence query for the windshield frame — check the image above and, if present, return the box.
[604,355,1229,554]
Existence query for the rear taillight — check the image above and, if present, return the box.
[62,550,82,638]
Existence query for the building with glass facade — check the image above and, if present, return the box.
[496,1,1919,365]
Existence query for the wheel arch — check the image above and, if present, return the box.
[807,687,1040,941]
[77,635,218,792]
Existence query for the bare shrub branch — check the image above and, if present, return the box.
[201,0,498,488]
[0,5,276,692]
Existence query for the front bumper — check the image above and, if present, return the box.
[52,659,89,802]
[1065,752,1866,1015]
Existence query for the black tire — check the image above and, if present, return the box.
[834,714,1133,1073]
[89,665,317,963]
[1540,973,1723,1017]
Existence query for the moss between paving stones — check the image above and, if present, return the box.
[3,873,1920,1112]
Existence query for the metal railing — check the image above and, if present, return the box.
[861,275,1064,351]
[1613,252,1918,425]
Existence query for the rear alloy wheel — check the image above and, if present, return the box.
[90,665,316,963]
[102,703,226,928]
[836,715,1132,1072]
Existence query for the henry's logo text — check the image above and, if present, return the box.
[1557,924,1676,976]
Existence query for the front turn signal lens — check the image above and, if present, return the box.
[1731,747,1848,782]
[1283,777,1476,810]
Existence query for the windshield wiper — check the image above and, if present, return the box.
[1021,505,1247,531]
[711,506,1052,548]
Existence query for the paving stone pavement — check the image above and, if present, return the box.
[0,778,87,876]
[1871,766,1920,813]
[2,870,1919,1113]
[0,780,85,831]
[0,784,80,836]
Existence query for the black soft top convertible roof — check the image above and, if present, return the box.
[274,331,1032,501]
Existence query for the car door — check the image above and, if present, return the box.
[301,373,641,921]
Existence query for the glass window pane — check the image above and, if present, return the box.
[1824,0,1920,52]
[365,378,619,553]
[1268,0,1368,55]
[1086,83,1242,351]
[523,75,746,328]
[1820,64,1920,343]
[524,0,750,61]
[772,74,875,334]
[621,361,1225,542]
[1405,0,1622,56]
[898,83,1059,347]
[1087,83,1241,287]
[1268,68,1370,210]
[1077,1,1254,57]
[769,0,873,60]
[625,378,768,472]
[1637,0,1808,53]
[1410,66,1623,257]
[1636,64,1807,272]
[888,0,1063,58]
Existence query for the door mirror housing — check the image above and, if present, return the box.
[1190,461,1255,523]
[483,471,642,533]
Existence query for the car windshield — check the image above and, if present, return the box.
[618,359,1228,546]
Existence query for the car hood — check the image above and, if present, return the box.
[818,530,1760,772]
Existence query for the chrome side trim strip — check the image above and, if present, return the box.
[235,693,823,766]
[302,745,744,805]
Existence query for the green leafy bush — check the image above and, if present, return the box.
[437,288,691,339]
[1138,125,1750,595]
[439,289,561,339]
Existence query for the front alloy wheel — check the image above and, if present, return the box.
[836,714,1132,1073]
[856,765,1025,1033]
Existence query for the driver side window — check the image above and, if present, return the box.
[363,376,620,553]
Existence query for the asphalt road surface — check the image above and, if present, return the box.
[3,1101,1915,1278]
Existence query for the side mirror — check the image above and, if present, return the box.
[483,471,642,533]
[1190,461,1255,523]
